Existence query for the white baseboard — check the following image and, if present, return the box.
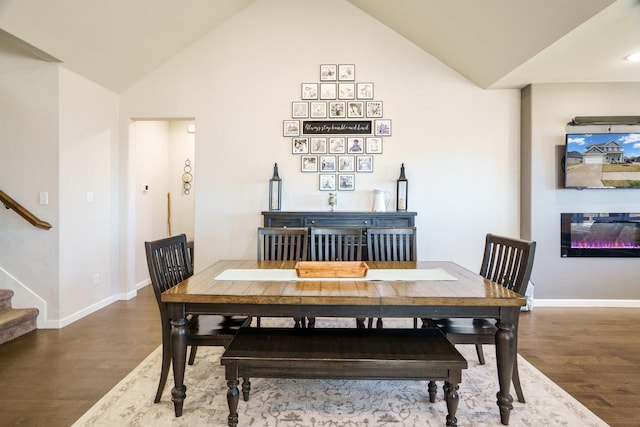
[49,284,147,328]
[52,294,121,328]
[534,299,640,308]
[136,278,150,291]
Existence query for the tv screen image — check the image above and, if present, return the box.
[564,132,640,188]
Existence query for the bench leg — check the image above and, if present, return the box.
[226,379,239,427]
[427,380,437,403]
[443,381,460,427]
[242,377,251,401]
[306,317,316,328]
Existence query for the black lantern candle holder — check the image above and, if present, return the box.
[396,163,408,212]
[269,163,282,211]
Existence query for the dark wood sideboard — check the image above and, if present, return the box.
[261,211,417,261]
[262,211,417,228]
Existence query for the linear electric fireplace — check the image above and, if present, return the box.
[561,213,640,257]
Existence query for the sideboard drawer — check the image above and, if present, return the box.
[374,217,414,227]
[265,217,304,227]
[304,217,372,227]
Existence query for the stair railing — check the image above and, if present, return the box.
[0,189,52,230]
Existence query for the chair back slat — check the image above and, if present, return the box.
[480,233,536,294]
[258,227,308,261]
[310,227,362,261]
[367,227,417,261]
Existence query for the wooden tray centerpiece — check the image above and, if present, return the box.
[295,261,369,278]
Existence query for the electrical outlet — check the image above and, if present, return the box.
[93,273,100,286]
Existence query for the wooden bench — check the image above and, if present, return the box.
[221,327,468,427]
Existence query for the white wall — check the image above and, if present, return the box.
[121,0,521,276]
[523,83,640,303]
[0,40,120,327]
[168,120,195,241]
[58,67,119,322]
[0,42,60,325]
[132,120,170,284]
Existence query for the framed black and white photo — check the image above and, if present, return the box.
[329,101,346,118]
[347,101,364,118]
[320,83,336,100]
[319,174,336,191]
[338,83,355,100]
[338,174,355,191]
[320,64,337,81]
[356,82,374,99]
[366,137,383,154]
[310,137,327,154]
[320,155,336,172]
[292,101,308,118]
[356,155,373,172]
[292,137,309,154]
[283,120,300,137]
[310,101,327,118]
[329,137,346,153]
[301,83,318,100]
[301,155,318,172]
[374,119,392,136]
[338,155,355,172]
[338,64,355,81]
[347,137,364,154]
[366,101,383,118]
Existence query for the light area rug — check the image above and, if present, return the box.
[73,318,608,427]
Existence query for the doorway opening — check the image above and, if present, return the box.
[131,119,195,286]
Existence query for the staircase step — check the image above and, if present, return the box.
[0,289,14,311]
[0,308,39,345]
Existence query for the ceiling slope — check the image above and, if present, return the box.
[347,0,619,88]
[0,0,638,92]
[0,0,255,92]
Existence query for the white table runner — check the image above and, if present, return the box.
[214,268,457,282]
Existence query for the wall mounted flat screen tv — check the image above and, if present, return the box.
[564,132,640,189]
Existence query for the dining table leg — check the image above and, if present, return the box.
[168,304,189,417]
[494,307,519,425]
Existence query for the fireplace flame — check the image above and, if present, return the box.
[571,239,640,249]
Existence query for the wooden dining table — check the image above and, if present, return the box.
[161,259,526,425]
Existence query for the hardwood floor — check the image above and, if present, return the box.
[518,307,640,427]
[0,286,638,426]
[0,286,161,426]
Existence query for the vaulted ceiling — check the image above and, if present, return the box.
[0,0,638,93]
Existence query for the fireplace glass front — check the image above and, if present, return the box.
[561,213,640,257]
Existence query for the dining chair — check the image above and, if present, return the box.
[366,226,417,328]
[434,233,536,403]
[257,227,308,327]
[308,227,363,328]
[257,227,308,262]
[145,234,250,403]
[310,226,363,261]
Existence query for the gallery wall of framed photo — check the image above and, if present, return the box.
[283,64,392,192]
